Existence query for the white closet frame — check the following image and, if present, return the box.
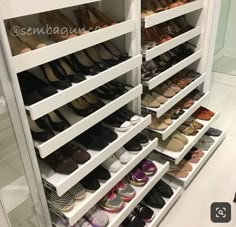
[0,0,221,226]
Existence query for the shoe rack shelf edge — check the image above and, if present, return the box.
[12,20,136,73]
[1,0,102,20]
[143,0,204,28]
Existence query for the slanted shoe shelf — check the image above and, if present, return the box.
[0,0,224,226]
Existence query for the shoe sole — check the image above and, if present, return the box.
[74,193,86,200]
[144,170,157,176]
[129,180,147,186]
[143,213,156,223]
[120,192,136,202]
[99,202,125,213]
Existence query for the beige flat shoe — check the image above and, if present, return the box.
[161,116,173,125]
[151,92,168,104]
[168,169,189,178]
[171,131,188,145]
[179,160,193,172]
[149,117,168,131]
[153,84,176,98]
[160,137,185,152]
[142,94,160,108]
[166,81,181,93]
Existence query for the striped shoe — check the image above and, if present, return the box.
[69,183,86,200]
[48,191,74,212]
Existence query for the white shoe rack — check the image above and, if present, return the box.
[0,0,223,226]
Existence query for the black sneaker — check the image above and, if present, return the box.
[122,213,146,227]
[143,188,165,209]
[133,203,155,222]
[92,166,111,183]
[154,180,173,198]
[80,173,100,192]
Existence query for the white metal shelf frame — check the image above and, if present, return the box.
[57,138,158,225]
[40,115,152,196]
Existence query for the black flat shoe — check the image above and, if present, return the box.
[90,123,118,143]
[80,173,100,192]
[92,166,111,182]
[69,53,102,76]
[103,115,132,132]
[143,188,165,209]
[47,110,71,132]
[41,60,72,90]
[28,116,54,142]
[154,179,173,198]
[124,139,142,154]
[18,71,58,105]
[76,130,109,151]
[69,98,97,117]
[134,133,149,145]
[94,86,120,100]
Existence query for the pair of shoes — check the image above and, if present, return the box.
[126,159,157,186]
[43,142,90,174]
[75,5,117,31]
[47,182,85,212]
[206,127,222,137]
[143,179,173,208]
[27,109,70,142]
[95,82,128,100]
[80,166,111,192]
[76,205,109,227]
[189,90,205,101]
[76,123,118,151]
[168,160,193,178]
[148,114,173,131]
[6,19,46,56]
[103,108,140,132]
[124,133,149,154]
[195,134,215,150]
[69,92,105,117]
[102,147,131,173]
[184,146,204,163]
[124,203,155,226]
[99,181,135,212]
[141,90,168,108]
[158,130,188,151]
[193,107,215,121]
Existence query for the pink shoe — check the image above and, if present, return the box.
[115,180,136,202]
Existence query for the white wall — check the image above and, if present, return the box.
[224,0,236,55]
[215,0,230,53]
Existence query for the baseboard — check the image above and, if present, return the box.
[211,72,236,86]
[213,49,224,63]
[223,48,236,57]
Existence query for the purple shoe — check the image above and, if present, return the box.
[126,167,149,186]
[139,159,157,176]
[75,217,93,227]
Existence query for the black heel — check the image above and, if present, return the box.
[41,60,72,90]
[47,110,71,132]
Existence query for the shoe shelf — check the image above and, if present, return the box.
[142,50,202,90]
[25,55,142,120]
[40,115,151,196]
[142,0,203,28]
[106,160,170,227]
[142,73,206,118]
[166,130,226,188]
[1,0,101,20]
[52,139,158,226]
[144,26,201,62]
[151,92,210,140]
[156,112,220,165]
[146,180,183,227]
[35,85,143,158]
[12,20,136,73]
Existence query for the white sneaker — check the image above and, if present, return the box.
[102,155,122,173]
[115,147,132,164]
